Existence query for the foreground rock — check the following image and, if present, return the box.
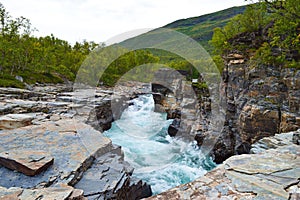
[0,114,34,130]
[0,184,86,200]
[0,119,113,188]
[0,82,153,199]
[75,146,152,199]
[0,150,54,176]
[146,130,300,200]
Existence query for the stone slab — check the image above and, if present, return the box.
[0,151,54,176]
[0,185,86,200]
[0,119,112,188]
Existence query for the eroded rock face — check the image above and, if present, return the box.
[211,56,300,163]
[147,44,298,165]
[146,130,300,200]
[151,69,203,140]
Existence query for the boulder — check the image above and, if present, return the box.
[168,118,181,137]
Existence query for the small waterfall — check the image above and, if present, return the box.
[104,94,216,194]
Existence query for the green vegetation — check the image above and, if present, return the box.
[164,6,246,52]
[0,2,206,88]
[0,3,97,87]
[101,49,160,86]
[210,0,300,69]
[4,0,298,88]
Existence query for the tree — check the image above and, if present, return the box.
[210,0,300,68]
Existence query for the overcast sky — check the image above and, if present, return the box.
[1,0,248,44]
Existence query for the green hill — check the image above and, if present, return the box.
[163,5,246,52]
[120,5,246,62]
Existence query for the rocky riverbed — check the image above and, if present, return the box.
[0,82,153,200]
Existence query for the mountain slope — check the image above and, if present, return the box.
[163,5,246,52]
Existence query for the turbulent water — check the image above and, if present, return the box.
[104,94,216,194]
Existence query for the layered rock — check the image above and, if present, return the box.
[0,184,86,200]
[209,53,300,163]
[75,146,151,199]
[0,114,34,129]
[146,130,300,200]
[0,119,113,188]
[0,82,153,200]
[0,150,54,176]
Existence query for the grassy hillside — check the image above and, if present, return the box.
[163,5,246,52]
[120,5,246,62]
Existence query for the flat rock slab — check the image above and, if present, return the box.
[0,119,112,188]
[0,114,34,130]
[0,185,86,200]
[75,150,130,198]
[0,151,54,176]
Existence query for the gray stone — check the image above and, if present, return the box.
[0,114,34,130]
[0,119,112,188]
[75,147,151,199]
[0,150,54,176]
[0,184,87,200]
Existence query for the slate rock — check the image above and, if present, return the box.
[0,151,54,176]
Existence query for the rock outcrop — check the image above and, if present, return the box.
[210,53,300,163]
[151,53,299,164]
[0,119,113,188]
[146,130,300,200]
[151,68,204,141]
[75,145,152,199]
[0,82,152,200]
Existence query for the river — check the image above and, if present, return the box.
[104,94,216,194]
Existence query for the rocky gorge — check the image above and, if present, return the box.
[146,56,300,199]
[0,56,299,199]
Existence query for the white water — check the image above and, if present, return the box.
[104,94,216,194]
